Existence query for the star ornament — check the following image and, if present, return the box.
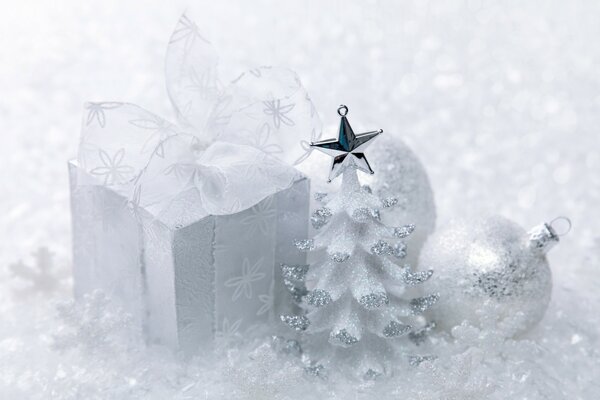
[311,105,382,182]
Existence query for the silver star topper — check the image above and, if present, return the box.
[311,105,382,182]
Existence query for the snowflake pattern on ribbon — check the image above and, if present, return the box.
[263,99,295,128]
[248,123,284,156]
[129,115,179,155]
[89,148,135,185]
[85,102,122,128]
[168,14,209,50]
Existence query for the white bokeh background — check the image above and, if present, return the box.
[1,1,599,398]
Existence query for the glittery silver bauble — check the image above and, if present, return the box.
[419,215,570,335]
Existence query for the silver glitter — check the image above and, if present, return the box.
[310,216,327,230]
[408,355,437,367]
[371,240,394,256]
[359,292,389,309]
[382,320,412,337]
[330,252,350,263]
[283,278,308,303]
[281,264,309,303]
[371,208,381,221]
[473,259,544,298]
[394,224,415,238]
[311,207,332,230]
[331,329,359,346]
[306,289,332,307]
[410,293,440,315]
[352,207,372,222]
[364,369,382,381]
[305,363,326,379]
[271,336,303,357]
[408,321,436,345]
[294,239,315,251]
[422,216,561,334]
[314,192,328,202]
[351,207,382,222]
[402,268,433,285]
[394,242,407,258]
[280,314,310,331]
[382,197,398,208]
[280,263,309,282]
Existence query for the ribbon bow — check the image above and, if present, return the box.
[77,14,322,217]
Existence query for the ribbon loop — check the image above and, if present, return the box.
[78,14,318,217]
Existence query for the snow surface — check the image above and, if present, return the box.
[1,1,599,398]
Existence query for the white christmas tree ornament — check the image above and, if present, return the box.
[280,105,439,378]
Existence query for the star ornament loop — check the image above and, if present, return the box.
[310,104,382,182]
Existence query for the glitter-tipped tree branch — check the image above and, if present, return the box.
[280,105,439,378]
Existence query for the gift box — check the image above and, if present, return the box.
[69,159,309,353]
[69,14,321,354]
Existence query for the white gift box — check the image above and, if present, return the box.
[68,13,322,354]
[69,160,309,353]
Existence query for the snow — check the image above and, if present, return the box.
[1,1,599,398]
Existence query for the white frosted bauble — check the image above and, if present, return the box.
[419,215,569,336]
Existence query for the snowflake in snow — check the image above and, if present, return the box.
[10,247,67,298]
[224,257,266,301]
